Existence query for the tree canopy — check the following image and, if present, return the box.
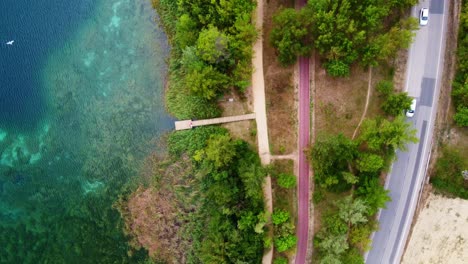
[270,0,418,76]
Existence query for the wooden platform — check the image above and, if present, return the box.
[175,113,256,130]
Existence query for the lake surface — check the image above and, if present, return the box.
[0,0,172,262]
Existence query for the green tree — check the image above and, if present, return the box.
[356,177,391,216]
[337,196,369,225]
[342,248,365,264]
[324,60,351,77]
[317,233,349,256]
[349,223,375,252]
[277,173,297,189]
[381,92,413,116]
[376,80,394,97]
[175,14,198,48]
[309,134,358,189]
[454,106,468,126]
[272,209,290,225]
[274,257,288,264]
[274,234,297,252]
[358,116,418,153]
[203,134,238,169]
[356,153,384,173]
[185,63,230,99]
[270,8,313,65]
[196,25,230,64]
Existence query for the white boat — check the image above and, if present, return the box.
[6,40,14,45]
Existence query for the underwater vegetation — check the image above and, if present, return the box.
[0,0,172,262]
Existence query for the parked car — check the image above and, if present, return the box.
[406,98,417,117]
[420,8,429,26]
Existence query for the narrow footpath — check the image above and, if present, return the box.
[251,0,273,263]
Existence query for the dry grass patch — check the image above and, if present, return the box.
[315,60,369,137]
[263,0,297,155]
[218,91,257,145]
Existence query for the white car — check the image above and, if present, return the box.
[420,8,429,26]
[406,98,417,117]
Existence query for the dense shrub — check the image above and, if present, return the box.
[431,146,468,199]
[452,1,468,126]
[271,0,418,76]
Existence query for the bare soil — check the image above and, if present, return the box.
[402,193,468,264]
[263,0,297,155]
[218,91,257,145]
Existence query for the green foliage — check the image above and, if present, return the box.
[356,177,391,215]
[322,213,348,235]
[310,134,357,190]
[168,126,227,157]
[168,129,266,263]
[349,222,375,252]
[270,8,313,65]
[202,134,239,168]
[158,0,257,118]
[342,248,365,264]
[381,92,413,116]
[277,173,297,189]
[452,1,468,127]
[342,172,359,185]
[376,80,394,96]
[185,63,230,99]
[454,106,468,126]
[272,209,290,225]
[337,196,369,225]
[356,153,384,173]
[196,26,230,64]
[358,116,418,153]
[270,0,417,75]
[324,60,351,77]
[431,146,468,199]
[274,234,297,252]
[274,257,288,264]
[317,233,349,257]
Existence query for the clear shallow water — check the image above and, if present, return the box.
[0,0,172,262]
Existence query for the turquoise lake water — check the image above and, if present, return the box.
[0,0,172,262]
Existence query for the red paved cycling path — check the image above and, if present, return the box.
[296,1,310,264]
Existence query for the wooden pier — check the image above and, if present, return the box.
[175,113,256,130]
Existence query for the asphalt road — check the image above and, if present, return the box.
[295,1,310,263]
[365,0,448,263]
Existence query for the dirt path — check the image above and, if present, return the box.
[352,67,373,139]
[251,0,273,263]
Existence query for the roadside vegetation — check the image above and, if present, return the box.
[270,1,421,263]
[431,145,468,199]
[152,0,257,119]
[309,116,417,263]
[270,0,418,76]
[120,127,267,263]
[452,0,468,126]
[269,160,297,262]
[430,0,468,199]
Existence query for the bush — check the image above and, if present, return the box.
[454,106,468,126]
[277,173,297,189]
[324,60,350,77]
[431,146,468,199]
[274,234,297,252]
[376,80,394,97]
[381,92,413,116]
[272,209,290,225]
[273,257,288,264]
